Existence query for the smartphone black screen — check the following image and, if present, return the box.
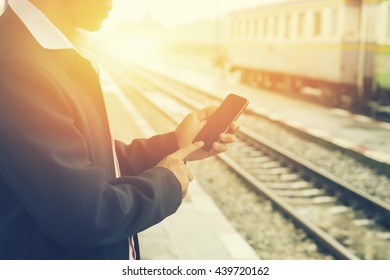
[193,94,248,150]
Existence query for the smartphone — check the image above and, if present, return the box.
[193,93,248,150]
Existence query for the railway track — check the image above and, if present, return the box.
[102,60,390,260]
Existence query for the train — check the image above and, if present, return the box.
[225,0,390,113]
[166,0,390,115]
[374,0,390,115]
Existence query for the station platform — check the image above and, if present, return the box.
[126,53,390,165]
[99,70,260,260]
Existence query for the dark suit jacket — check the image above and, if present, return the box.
[0,8,182,260]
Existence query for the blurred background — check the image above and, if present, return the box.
[94,0,388,116]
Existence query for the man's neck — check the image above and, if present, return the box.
[29,0,75,38]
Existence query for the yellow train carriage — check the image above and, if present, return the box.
[227,0,377,108]
[370,0,390,114]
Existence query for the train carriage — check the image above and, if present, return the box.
[226,0,377,109]
[371,0,390,114]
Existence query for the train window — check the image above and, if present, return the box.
[231,19,236,39]
[263,17,268,38]
[246,18,251,39]
[234,19,239,39]
[313,11,322,37]
[330,8,339,38]
[387,5,390,40]
[298,13,305,38]
[233,18,241,39]
[273,15,279,39]
[230,19,235,38]
[285,14,291,39]
[254,17,259,39]
[236,19,242,39]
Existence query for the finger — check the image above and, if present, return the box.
[172,141,204,160]
[195,106,218,121]
[181,181,189,198]
[212,142,228,154]
[227,121,240,134]
[187,169,194,182]
[219,132,236,143]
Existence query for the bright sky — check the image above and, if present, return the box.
[1,1,288,26]
[110,0,287,27]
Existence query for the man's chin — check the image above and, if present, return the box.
[81,21,104,32]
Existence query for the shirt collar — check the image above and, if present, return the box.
[9,0,74,50]
[9,0,99,71]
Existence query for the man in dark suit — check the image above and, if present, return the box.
[0,0,238,259]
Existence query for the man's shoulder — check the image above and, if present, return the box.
[0,8,46,62]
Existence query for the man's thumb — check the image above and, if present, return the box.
[172,141,204,160]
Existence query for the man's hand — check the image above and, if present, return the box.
[157,141,204,198]
[175,106,240,161]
